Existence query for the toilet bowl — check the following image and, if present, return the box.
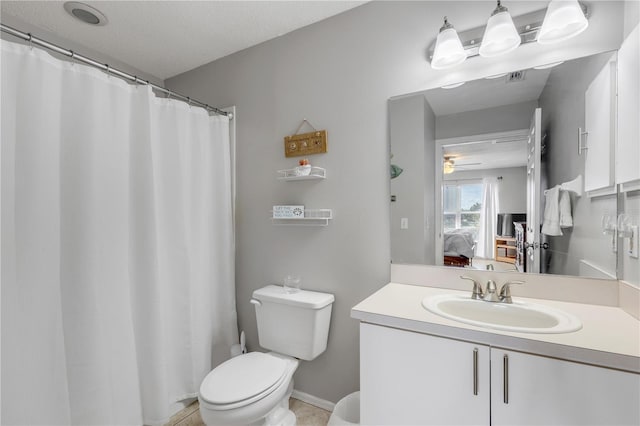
[199,352,299,426]
[199,285,334,426]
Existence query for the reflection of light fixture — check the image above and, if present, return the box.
[537,0,589,45]
[443,157,455,174]
[479,1,521,58]
[428,1,589,69]
[441,81,466,89]
[485,72,509,79]
[431,17,467,70]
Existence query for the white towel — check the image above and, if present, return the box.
[559,190,573,228]
[541,186,562,236]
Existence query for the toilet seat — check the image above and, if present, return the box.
[200,352,289,410]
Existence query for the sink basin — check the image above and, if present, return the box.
[422,294,582,334]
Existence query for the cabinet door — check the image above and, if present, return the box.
[617,24,640,187]
[491,348,640,425]
[584,56,616,193]
[360,323,490,425]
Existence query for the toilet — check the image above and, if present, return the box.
[198,285,335,426]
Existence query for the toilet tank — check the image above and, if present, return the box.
[252,285,334,361]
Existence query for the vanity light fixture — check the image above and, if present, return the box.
[537,0,589,45]
[427,1,589,70]
[478,1,521,58]
[431,17,467,70]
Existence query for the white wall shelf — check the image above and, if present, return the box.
[277,166,326,181]
[271,209,333,226]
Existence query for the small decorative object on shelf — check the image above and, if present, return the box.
[296,158,312,176]
[273,205,305,219]
[271,209,333,226]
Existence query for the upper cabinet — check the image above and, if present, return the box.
[584,55,617,194]
[616,25,640,191]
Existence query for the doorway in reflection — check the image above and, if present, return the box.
[440,135,528,272]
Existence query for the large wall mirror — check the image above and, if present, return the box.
[390,50,623,280]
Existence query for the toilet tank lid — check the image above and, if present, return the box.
[253,285,335,309]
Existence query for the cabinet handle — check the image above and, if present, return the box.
[473,348,478,395]
[578,127,588,155]
[503,354,509,404]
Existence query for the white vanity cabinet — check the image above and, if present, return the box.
[490,348,640,426]
[360,323,640,425]
[360,323,490,425]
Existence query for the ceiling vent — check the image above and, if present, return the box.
[507,70,526,83]
[64,2,108,26]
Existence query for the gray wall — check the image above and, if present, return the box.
[390,95,424,264]
[423,98,437,265]
[621,190,640,286]
[624,0,640,39]
[166,1,627,403]
[390,95,436,264]
[538,53,618,277]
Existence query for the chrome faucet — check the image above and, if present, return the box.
[483,279,500,302]
[460,276,525,303]
[498,280,525,303]
[460,276,484,300]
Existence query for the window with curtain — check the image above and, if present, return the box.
[443,182,483,238]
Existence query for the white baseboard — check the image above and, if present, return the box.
[291,389,335,412]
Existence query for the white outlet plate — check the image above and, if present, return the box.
[401,218,408,229]
[629,225,639,259]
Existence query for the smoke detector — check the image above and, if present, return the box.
[64,2,108,26]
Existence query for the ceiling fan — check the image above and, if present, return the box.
[443,156,482,174]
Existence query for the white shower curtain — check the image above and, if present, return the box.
[477,178,499,259]
[1,40,237,425]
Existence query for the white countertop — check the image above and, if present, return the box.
[352,283,640,373]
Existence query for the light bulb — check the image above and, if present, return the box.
[431,17,467,70]
[479,1,521,58]
[538,0,589,45]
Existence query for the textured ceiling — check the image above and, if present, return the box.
[1,1,366,81]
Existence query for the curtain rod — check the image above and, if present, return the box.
[0,23,231,118]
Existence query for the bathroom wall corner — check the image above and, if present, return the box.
[619,281,640,320]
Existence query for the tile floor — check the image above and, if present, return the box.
[166,398,332,426]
